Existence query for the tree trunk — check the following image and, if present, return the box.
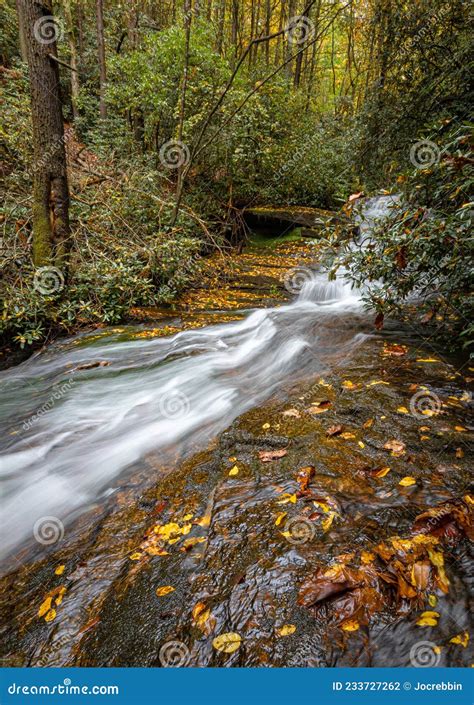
[64,0,80,119]
[96,0,107,118]
[16,0,70,267]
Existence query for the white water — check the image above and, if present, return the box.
[0,196,397,562]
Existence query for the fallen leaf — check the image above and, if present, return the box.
[276,493,297,505]
[54,565,65,576]
[156,586,175,597]
[192,602,216,635]
[399,476,416,487]
[455,448,464,458]
[374,466,391,478]
[296,465,315,492]
[454,425,467,432]
[182,537,206,549]
[229,465,239,476]
[212,632,242,654]
[360,551,375,564]
[44,609,56,623]
[195,515,211,528]
[358,441,365,448]
[326,424,344,437]
[38,597,53,618]
[340,432,356,439]
[129,552,143,560]
[397,406,409,414]
[384,439,406,455]
[342,380,356,389]
[277,624,296,636]
[363,418,374,429]
[341,619,360,632]
[282,408,301,418]
[308,400,331,414]
[449,632,469,647]
[274,512,287,526]
[374,312,384,330]
[428,594,437,607]
[258,449,287,462]
[262,423,271,430]
[321,512,336,532]
[145,546,169,556]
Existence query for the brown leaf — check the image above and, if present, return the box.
[258,449,287,462]
[383,439,406,455]
[326,424,344,437]
[374,312,384,330]
[296,465,315,492]
[395,246,408,269]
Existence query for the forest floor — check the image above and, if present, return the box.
[0,235,472,668]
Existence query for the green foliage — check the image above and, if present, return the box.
[333,124,474,350]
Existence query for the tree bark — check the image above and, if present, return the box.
[96,0,107,118]
[16,0,70,267]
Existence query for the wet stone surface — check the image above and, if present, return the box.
[0,237,472,668]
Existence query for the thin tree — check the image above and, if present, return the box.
[64,0,80,119]
[16,0,70,267]
[96,0,107,118]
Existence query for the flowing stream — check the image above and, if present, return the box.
[0,196,399,562]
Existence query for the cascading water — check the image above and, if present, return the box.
[0,196,397,562]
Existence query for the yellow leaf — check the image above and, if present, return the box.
[363,418,374,428]
[397,406,409,414]
[183,513,193,521]
[399,476,416,487]
[182,537,206,549]
[228,457,237,462]
[276,493,297,505]
[358,441,365,448]
[54,565,65,576]
[366,380,390,386]
[45,609,56,623]
[322,511,336,532]
[277,624,296,636]
[168,537,180,544]
[38,597,52,617]
[181,523,192,535]
[274,512,287,526]
[340,432,356,439]
[454,425,466,432]
[416,616,439,627]
[420,611,440,618]
[55,587,66,606]
[229,465,239,476]
[428,594,437,607]
[449,632,469,647]
[155,522,182,540]
[342,380,355,389]
[374,467,390,478]
[416,358,439,363]
[156,585,175,597]
[262,423,271,430]
[146,546,169,556]
[361,551,375,564]
[129,552,143,560]
[212,632,242,654]
[341,619,359,631]
[314,501,330,513]
[196,515,211,528]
